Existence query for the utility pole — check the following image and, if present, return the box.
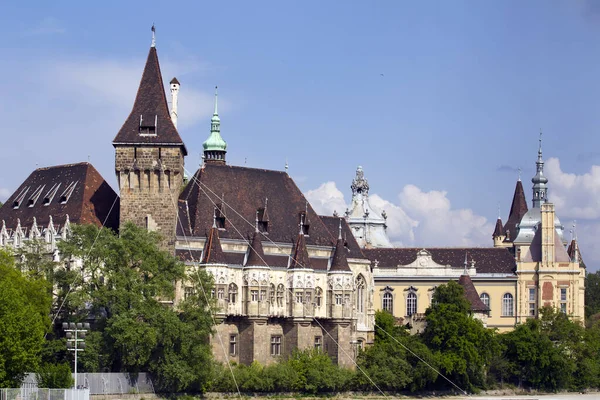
[62,322,89,389]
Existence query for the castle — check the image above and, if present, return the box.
[0,36,586,365]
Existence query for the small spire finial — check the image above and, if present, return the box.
[338,218,343,240]
[518,167,522,181]
[285,158,289,173]
[538,129,543,160]
[299,214,305,235]
[463,252,468,275]
[255,211,259,233]
[212,208,217,229]
[213,86,218,115]
[151,24,156,48]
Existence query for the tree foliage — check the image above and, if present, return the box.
[586,271,600,322]
[0,249,52,387]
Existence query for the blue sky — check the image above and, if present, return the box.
[1,1,599,270]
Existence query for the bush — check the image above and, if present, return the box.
[36,363,74,388]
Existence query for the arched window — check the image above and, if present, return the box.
[315,287,323,307]
[277,284,284,307]
[356,275,365,313]
[502,293,514,316]
[382,292,393,314]
[480,293,490,309]
[406,292,417,316]
[270,283,276,304]
[228,283,237,303]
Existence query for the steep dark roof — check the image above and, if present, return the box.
[458,275,489,312]
[170,77,180,85]
[319,216,365,259]
[503,180,528,242]
[493,218,504,238]
[290,232,311,269]
[363,248,516,274]
[246,231,268,267]
[567,239,586,269]
[0,163,119,232]
[112,46,187,154]
[330,238,351,272]
[201,226,227,264]
[179,163,336,246]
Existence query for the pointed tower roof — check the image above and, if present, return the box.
[531,131,549,208]
[113,43,187,154]
[203,86,227,163]
[458,275,489,313]
[492,217,504,238]
[201,224,227,265]
[246,231,269,267]
[503,179,528,242]
[290,222,311,269]
[330,219,351,272]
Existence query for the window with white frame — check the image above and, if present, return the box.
[295,291,303,303]
[260,289,267,301]
[560,288,567,314]
[305,291,312,304]
[335,293,343,305]
[406,292,417,316]
[528,288,536,316]
[480,293,490,309]
[228,283,237,303]
[217,287,225,300]
[502,293,514,316]
[251,290,259,302]
[314,336,322,351]
[382,292,393,314]
[229,334,237,356]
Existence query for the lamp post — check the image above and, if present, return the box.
[62,322,89,389]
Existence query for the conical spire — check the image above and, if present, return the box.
[531,130,549,208]
[113,41,186,154]
[503,180,528,242]
[201,221,227,265]
[290,218,311,269]
[458,275,489,312]
[203,86,227,164]
[245,230,269,267]
[330,219,351,272]
[492,217,504,238]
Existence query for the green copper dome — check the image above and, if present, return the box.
[203,86,227,152]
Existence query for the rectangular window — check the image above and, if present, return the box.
[229,335,237,356]
[528,288,536,316]
[184,286,195,300]
[217,288,224,300]
[344,293,351,305]
[560,288,567,314]
[271,336,282,356]
[314,336,322,351]
[529,288,536,302]
[529,302,536,316]
[335,294,343,305]
[305,291,312,304]
[296,292,303,303]
[260,290,267,301]
[251,290,259,302]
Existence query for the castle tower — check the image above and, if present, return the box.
[113,33,187,250]
[345,166,392,248]
[202,87,227,164]
[532,132,549,208]
[492,216,506,248]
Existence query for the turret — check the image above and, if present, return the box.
[532,131,549,208]
[202,87,227,164]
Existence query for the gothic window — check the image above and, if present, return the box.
[251,290,259,302]
[277,284,284,307]
[356,275,365,313]
[382,292,393,314]
[480,293,490,309]
[502,293,514,316]
[315,287,322,307]
[295,291,303,303]
[217,287,225,300]
[228,283,238,303]
[270,283,276,303]
[344,293,350,305]
[305,291,312,304]
[260,290,267,301]
[406,292,417,316]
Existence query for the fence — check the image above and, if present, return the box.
[0,388,89,400]
[20,373,154,396]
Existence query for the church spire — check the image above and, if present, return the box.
[503,179,528,242]
[531,130,549,208]
[203,86,227,164]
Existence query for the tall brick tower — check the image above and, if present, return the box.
[113,32,187,250]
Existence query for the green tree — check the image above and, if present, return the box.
[36,363,74,388]
[586,271,600,322]
[422,281,499,393]
[54,223,214,392]
[0,249,52,387]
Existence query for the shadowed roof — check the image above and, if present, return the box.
[112,46,187,154]
[363,247,516,274]
[201,226,227,264]
[458,274,490,312]
[319,216,365,259]
[0,162,119,232]
[503,180,528,242]
[246,231,268,267]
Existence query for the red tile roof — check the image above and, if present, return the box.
[0,163,119,232]
[458,274,489,312]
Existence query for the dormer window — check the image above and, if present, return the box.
[42,183,61,206]
[27,185,45,208]
[257,207,269,233]
[139,114,157,136]
[215,204,226,230]
[59,181,78,204]
[12,186,30,209]
[299,212,310,236]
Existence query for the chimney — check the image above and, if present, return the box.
[170,77,180,128]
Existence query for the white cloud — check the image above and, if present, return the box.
[306,181,492,248]
[0,188,11,202]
